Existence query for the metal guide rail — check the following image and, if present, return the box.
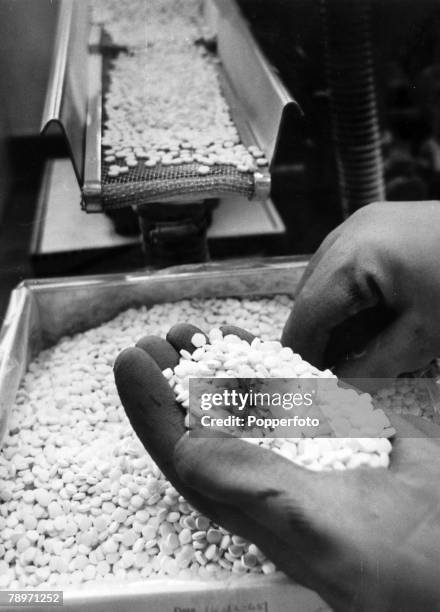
[40,0,303,213]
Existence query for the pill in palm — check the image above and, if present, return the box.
[168,330,396,471]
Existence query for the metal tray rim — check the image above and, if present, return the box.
[14,255,309,292]
[0,257,327,610]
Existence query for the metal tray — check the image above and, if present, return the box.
[0,256,330,611]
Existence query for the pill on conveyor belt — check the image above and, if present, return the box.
[96,0,258,175]
[197,165,210,175]
[248,147,265,158]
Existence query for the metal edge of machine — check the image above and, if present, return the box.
[212,0,303,169]
[40,0,91,186]
[82,47,103,212]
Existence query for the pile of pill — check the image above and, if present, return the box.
[0,295,433,589]
[375,378,440,420]
[91,0,206,49]
[93,0,268,177]
[167,330,394,471]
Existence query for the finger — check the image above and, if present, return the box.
[322,305,395,369]
[175,436,311,507]
[135,335,179,370]
[294,223,344,296]
[114,346,228,522]
[386,411,434,437]
[114,347,185,472]
[172,430,440,595]
[392,435,440,478]
[174,436,330,545]
[397,414,440,439]
[335,312,434,381]
[220,325,255,344]
[167,323,208,353]
[282,245,380,368]
[385,412,440,475]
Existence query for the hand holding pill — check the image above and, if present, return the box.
[283,201,440,384]
[115,322,440,611]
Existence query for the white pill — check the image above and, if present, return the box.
[121,530,138,548]
[83,564,96,581]
[121,551,135,569]
[48,501,62,519]
[34,489,50,507]
[112,508,128,523]
[53,516,67,532]
[102,538,118,555]
[191,333,207,348]
[96,561,110,576]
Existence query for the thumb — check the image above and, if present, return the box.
[174,436,332,547]
[282,251,380,370]
[335,312,432,385]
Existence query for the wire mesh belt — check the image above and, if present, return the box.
[101,161,255,210]
[99,51,256,210]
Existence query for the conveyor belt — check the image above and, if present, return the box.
[99,43,256,209]
[101,162,255,210]
[41,0,302,213]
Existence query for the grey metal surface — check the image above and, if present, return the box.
[214,0,303,165]
[1,257,307,353]
[82,51,103,210]
[40,0,90,183]
[30,160,285,267]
